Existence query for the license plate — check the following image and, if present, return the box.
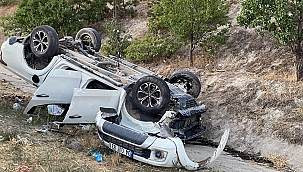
[109,142,133,158]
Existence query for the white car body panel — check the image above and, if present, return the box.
[96,114,230,170]
[24,69,82,113]
[63,88,123,124]
[1,41,60,86]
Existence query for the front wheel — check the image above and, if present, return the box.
[132,76,170,115]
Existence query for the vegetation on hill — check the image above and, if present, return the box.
[238,0,303,81]
[148,0,230,66]
[0,0,110,36]
[0,0,232,64]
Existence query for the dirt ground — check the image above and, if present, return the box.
[1,1,303,172]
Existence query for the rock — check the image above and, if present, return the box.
[68,141,83,151]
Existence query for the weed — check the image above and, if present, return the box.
[265,155,287,170]
[0,0,19,6]
[0,129,17,141]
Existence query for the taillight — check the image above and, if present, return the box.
[0,50,7,66]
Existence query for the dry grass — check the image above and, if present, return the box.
[262,71,297,83]
[0,111,183,172]
[0,81,194,172]
[265,155,287,170]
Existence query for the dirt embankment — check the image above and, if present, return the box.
[145,3,303,171]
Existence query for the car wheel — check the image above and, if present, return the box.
[75,28,101,52]
[169,70,201,98]
[30,25,59,58]
[132,76,170,115]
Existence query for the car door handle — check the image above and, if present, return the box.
[69,114,82,118]
[36,94,49,97]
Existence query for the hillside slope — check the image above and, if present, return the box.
[121,2,303,171]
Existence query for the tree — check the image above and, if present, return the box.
[101,20,132,58]
[237,0,303,81]
[0,0,110,36]
[111,0,138,20]
[148,0,230,66]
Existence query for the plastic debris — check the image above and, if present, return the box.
[23,117,32,124]
[47,105,64,116]
[13,103,24,110]
[96,154,103,162]
[91,152,102,162]
[50,121,61,130]
[38,125,49,133]
[91,152,97,157]
[80,124,91,131]
[0,136,4,141]
[22,138,29,144]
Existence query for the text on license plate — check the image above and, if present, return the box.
[109,142,133,158]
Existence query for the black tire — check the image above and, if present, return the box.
[169,70,201,98]
[132,76,170,115]
[75,28,101,52]
[30,25,59,58]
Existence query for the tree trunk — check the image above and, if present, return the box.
[296,51,303,81]
[296,10,303,81]
[189,35,193,66]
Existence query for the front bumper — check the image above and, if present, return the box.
[95,115,230,170]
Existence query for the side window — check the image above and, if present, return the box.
[86,80,115,90]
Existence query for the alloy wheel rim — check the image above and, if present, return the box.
[137,82,162,108]
[33,31,49,53]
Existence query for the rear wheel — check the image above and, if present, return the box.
[169,70,201,98]
[75,28,101,52]
[132,76,170,115]
[30,25,59,58]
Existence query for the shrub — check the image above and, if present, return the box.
[0,0,110,36]
[125,34,180,62]
[112,0,139,18]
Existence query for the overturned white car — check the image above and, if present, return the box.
[0,25,229,170]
